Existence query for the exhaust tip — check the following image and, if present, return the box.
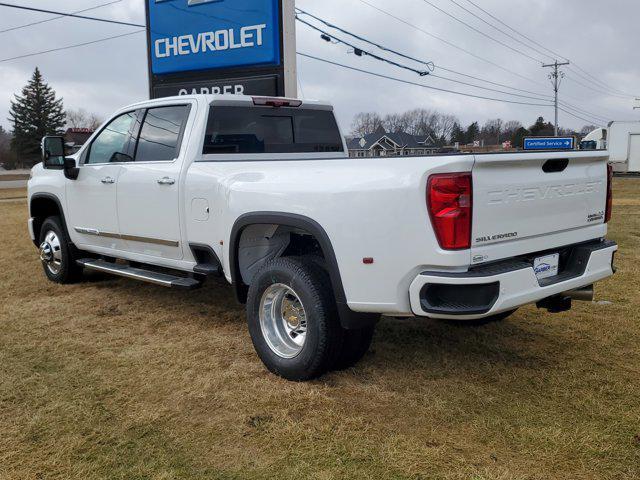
[562,285,594,302]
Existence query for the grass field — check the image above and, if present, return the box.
[0,188,27,200]
[0,173,29,182]
[1,180,639,480]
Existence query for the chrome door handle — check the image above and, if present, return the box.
[157,177,175,185]
[101,176,115,184]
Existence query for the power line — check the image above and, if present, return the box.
[444,0,554,63]
[298,11,553,102]
[557,102,609,123]
[461,0,568,62]
[558,104,608,125]
[460,0,639,98]
[355,0,549,89]
[564,75,630,99]
[558,107,605,127]
[0,2,145,28]
[0,0,123,34]
[297,52,551,107]
[0,30,145,63]
[357,0,630,119]
[296,7,434,72]
[298,7,552,101]
[434,65,551,99]
[417,0,544,64]
[570,64,635,97]
[296,16,431,76]
[565,66,634,98]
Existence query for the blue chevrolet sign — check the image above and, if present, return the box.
[148,0,281,75]
[523,137,575,151]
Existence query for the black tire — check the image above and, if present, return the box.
[443,309,517,327]
[246,257,344,381]
[333,325,375,371]
[38,216,83,284]
[298,254,375,371]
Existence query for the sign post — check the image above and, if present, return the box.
[145,0,297,99]
[523,137,575,151]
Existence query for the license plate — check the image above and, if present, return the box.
[534,253,560,280]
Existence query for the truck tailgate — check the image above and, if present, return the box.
[471,151,609,260]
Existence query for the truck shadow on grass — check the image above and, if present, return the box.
[81,273,568,382]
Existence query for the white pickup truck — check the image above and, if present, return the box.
[29,94,617,381]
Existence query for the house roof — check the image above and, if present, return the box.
[346,129,436,150]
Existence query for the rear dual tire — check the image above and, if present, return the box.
[246,257,374,381]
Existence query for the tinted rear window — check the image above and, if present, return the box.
[203,106,344,155]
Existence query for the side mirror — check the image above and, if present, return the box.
[63,157,79,180]
[41,136,66,169]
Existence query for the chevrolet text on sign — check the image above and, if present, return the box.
[148,0,280,75]
[146,0,296,98]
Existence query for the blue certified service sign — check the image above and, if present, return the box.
[148,0,282,75]
[523,137,575,150]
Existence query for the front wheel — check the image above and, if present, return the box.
[246,257,343,381]
[38,216,83,284]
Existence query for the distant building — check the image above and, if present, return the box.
[64,128,94,154]
[346,127,438,158]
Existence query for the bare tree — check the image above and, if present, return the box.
[383,113,411,133]
[580,125,598,136]
[349,109,460,145]
[481,118,504,145]
[66,108,103,130]
[433,113,459,143]
[350,112,384,137]
[503,120,523,140]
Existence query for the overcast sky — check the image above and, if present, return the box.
[0,0,638,134]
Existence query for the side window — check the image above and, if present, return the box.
[135,105,190,162]
[86,112,136,164]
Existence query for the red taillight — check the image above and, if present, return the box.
[252,96,302,108]
[427,173,472,250]
[605,163,613,223]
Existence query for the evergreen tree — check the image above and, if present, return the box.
[529,116,554,137]
[8,68,65,165]
[512,127,531,149]
[450,122,466,145]
[465,121,480,144]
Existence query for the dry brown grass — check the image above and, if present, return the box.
[0,174,29,182]
[0,179,639,480]
[0,187,26,200]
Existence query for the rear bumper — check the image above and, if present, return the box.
[409,239,617,320]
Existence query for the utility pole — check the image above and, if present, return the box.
[543,60,570,136]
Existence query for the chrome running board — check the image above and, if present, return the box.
[77,259,201,290]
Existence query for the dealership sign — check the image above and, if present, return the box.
[145,0,296,98]
[523,137,575,150]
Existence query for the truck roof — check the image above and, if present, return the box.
[122,94,334,112]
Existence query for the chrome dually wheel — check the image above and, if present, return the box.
[38,216,83,284]
[39,230,63,275]
[259,283,308,358]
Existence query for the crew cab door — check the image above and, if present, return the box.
[66,111,138,251]
[116,104,192,260]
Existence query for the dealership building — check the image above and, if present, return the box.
[347,127,438,157]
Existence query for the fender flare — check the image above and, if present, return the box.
[29,193,72,247]
[229,212,378,329]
